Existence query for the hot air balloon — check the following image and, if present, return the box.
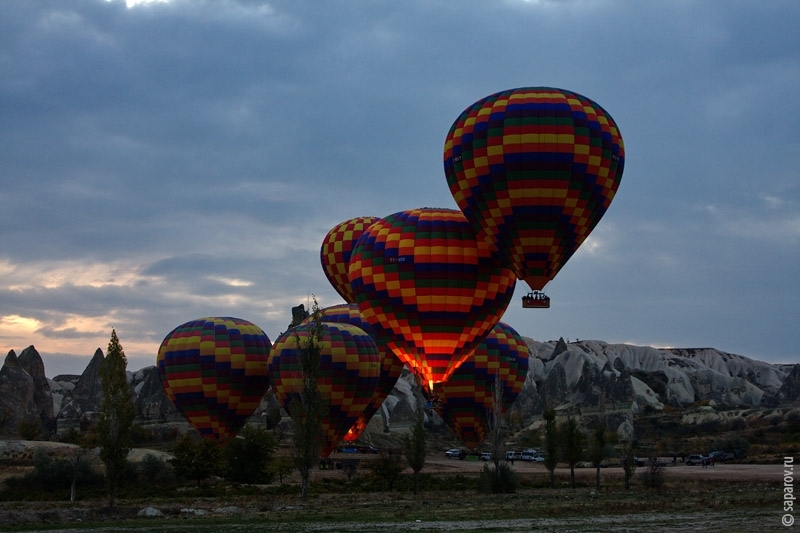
[443,87,625,307]
[268,321,380,457]
[321,216,380,303]
[432,322,529,450]
[157,317,271,441]
[303,303,405,442]
[349,207,516,392]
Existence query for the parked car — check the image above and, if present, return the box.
[532,453,545,463]
[358,446,379,454]
[506,451,521,461]
[686,454,706,466]
[445,448,463,459]
[709,450,735,461]
[480,452,493,461]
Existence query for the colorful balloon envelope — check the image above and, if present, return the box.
[321,216,380,303]
[443,87,625,292]
[303,303,405,442]
[268,322,381,457]
[157,317,271,441]
[348,207,516,392]
[432,322,529,450]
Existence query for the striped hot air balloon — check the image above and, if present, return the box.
[157,317,271,441]
[444,87,625,303]
[349,207,516,392]
[303,303,405,442]
[432,322,529,450]
[320,216,380,303]
[268,322,380,457]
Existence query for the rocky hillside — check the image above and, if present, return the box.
[1,340,798,445]
[520,338,791,412]
[504,338,799,441]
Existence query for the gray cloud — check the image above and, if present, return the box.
[1,0,798,373]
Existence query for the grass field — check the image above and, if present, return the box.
[0,461,789,532]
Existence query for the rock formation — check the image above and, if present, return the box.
[57,348,105,421]
[0,351,37,435]
[777,364,800,404]
[131,366,175,419]
[17,346,55,434]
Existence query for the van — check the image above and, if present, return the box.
[521,449,536,461]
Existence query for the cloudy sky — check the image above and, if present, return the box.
[2,0,799,376]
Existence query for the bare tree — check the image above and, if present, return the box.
[68,435,94,503]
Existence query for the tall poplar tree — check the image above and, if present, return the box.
[487,375,504,478]
[403,408,427,496]
[620,440,637,490]
[542,406,559,488]
[97,329,135,507]
[403,379,427,496]
[589,420,609,491]
[288,297,327,500]
[561,416,584,489]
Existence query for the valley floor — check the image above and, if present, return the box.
[0,461,791,532]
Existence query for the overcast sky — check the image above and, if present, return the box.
[2,0,799,376]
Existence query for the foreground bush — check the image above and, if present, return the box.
[2,449,103,500]
[170,434,225,485]
[639,460,666,490]
[369,449,405,491]
[225,425,277,484]
[137,453,175,486]
[477,463,518,494]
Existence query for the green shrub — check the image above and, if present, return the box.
[639,461,665,490]
[369,449,405,491]
[270,454,295,484]
[138,453,175,485]
[171,434,224,485]
[3,450,102,498]
[477,463,518,494]
[225,425,277,484]
[711,435,750,456]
